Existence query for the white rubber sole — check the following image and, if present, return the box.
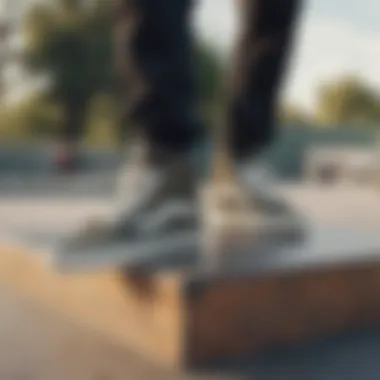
[45,231,199,274]
[45,216,306,275]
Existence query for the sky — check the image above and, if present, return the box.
[1,0,380,110]
[196,0,380,111]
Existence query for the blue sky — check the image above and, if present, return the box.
[196,0,380,111]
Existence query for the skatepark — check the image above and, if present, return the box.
[0,0,379,376]
[2,149,380,379]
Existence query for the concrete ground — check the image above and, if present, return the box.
[2,180,380,379]
[0,288,199,380]
[1,287,380,380]
[3,183,380,240]
[282,183,380,231]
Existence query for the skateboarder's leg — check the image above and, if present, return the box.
[205,0,306,246]
[115,0,203,153]
[227,0,302,160]
[112,0,204,209]
[59,0,203,254]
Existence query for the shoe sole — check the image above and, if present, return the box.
[45,215,306,274]
[201,219,307,272]
[45,231,199,274]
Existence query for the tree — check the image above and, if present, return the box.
[20,0,222,145]
[315,75,380,126]
[22,0,114,141]
[279,103,312,126]
[0,95,62,140]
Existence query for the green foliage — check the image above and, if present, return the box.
[0,93,120,146]
[23,0,114,101]
[279,103,312,126]
[0,96,62,140]
[16,0,118,145]
[7,0,380,146]
[83,93,120,146]
[13,0,223,146]
[315,75,380,127]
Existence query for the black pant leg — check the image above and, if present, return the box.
[114,0,203,153]
[227,0,302,159]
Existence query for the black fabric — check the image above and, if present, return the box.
[115,0,302,156]
[114,0,203,152]
[226,0,302,158]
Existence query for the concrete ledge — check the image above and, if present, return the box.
[2,238,380,369]
[0,247,184,368]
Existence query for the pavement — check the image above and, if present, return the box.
[2,148,380,379]
[1,288,380,380]
[0,288,200,380]
[2,183,380,379]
